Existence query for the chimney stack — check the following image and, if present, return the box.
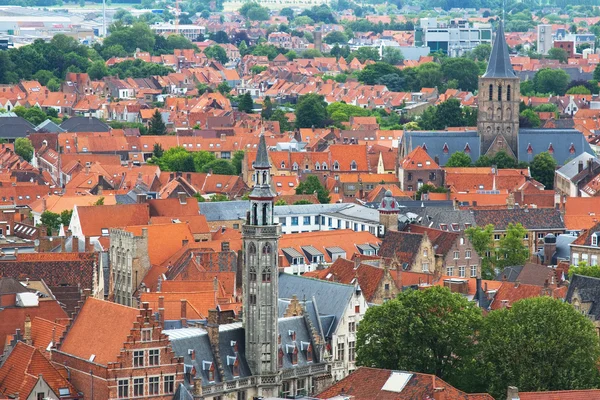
[71,236,79,253]
[158,296,165,327]
[180,299,187,327]
[24,315,32,345]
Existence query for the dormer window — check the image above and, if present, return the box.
[333,161,340,171]
[527,143,533,154]
[350,161,357,171]
[231,340,238,352]
[289,330,296,341]
[464,143,471,153]
[315,162,320,170]
[322,163,328,170]
[593,233,599,247]
[203,361,215,382]
[281,161,285,168]
[569,143,576,154]
[292,162,298,171]
[278,348,284,368]
[548,143,554,154]
[443,143,449,154]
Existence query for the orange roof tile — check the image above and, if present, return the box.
[74,203,150,237]
[124,223,194,266]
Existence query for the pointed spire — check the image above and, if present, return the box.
[483,21,516,79]
[254,133,270,169]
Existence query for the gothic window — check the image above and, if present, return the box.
[263,171,268,184]
[498,85,502,101]
[569,143,576,154]
[442,143,449,154]
[350,160,357,171]
[507,85,511,101]
[262,203,268,225]
[250,267,257,282]
[262,269,272,282]
[263,243,272,254]
[322,163,328,170]
[548,143,554,154]
[421,143,427,151]
[488,84,493,101]
[464,143,471,153]
[506,108,512,119]
[527,143,533,154]
[333,161,340,170]
[252,203,258,225]
[248,242,256,254]
[315,162,320,170]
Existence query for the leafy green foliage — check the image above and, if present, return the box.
[40,211,61,236]
[107,59,173,79]
[566,85,592,95]
[530,152,557,189]
[440,58,480,92]
[356,287,483,387]
[109,121,148,135]
[519,109,541,128]
[104,22,156,54]
[419,99,476,130]
[202,159,236,175]
[295,175,330,204]
[357,62,402,85]
[323,31,349,44]
[445,151,472,167]
[569,261,600,279]
[465,224,495,279]
[534,68,570,95]
[148,109,167,135]
[415,184,447,200]
[479,297,600,399]
[14,138,34,162]
[347,46,380,63]
[238,92,254,113]
[497,223,529,268]
[327,102,370,125]
[295,94,328,129]
[547,47,568,63]
[204,45,229,64]
[13,106,53,126]
[381,47,404,65]
[152,147,240,176]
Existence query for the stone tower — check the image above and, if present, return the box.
[378,190,399,235]
[242,134,281,393]
[478,21,520,159]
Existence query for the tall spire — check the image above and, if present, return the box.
[483,21,516,79]
[254,133,270,169]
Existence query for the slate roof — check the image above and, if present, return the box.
[166,328,222,384]
[472,208,564,231]
[279,272,355,336]
[35,119,65,133]
[0,115,35,139]
[518,129,594,165]
[378,231,423,266]
[199,200,249,221]
[556,152,597,180]
[403,131,480,166]
[278,316,319,369]
[403,206,476,231]
[565,274,600,320]
[495,266,523,282]
[483,21,516,79]
[59,116,110,133]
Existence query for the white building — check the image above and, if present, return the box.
[415,18,492,57]
[151,23,205,41]
[538,24,553,55]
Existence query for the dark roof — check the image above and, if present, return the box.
[279,316,320,369]
[254,134,270,168]
[512,262,555,286]
[35,119,65,133]
[378,231,423,266]
[403,131,480,166]
[483,21,516,79]
[472,208,564,231]
[0,116,35,139]
[0,277,28,295]
[572,221,600,247]
[403,206,476,231]
[565,274,600,320]
[495,266,523,282]
[59,117,110,133]
[518,129,594,166]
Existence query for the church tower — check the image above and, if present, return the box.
[478,21,520,159]
[242,134,281,391]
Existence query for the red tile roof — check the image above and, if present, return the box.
[518,389,600,399]
[74,203,150,237]
[59,297,139,365]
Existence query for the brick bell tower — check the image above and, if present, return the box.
[478,21,520,159]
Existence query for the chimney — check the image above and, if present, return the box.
[180,299,187,327]
[354,256,360,269]
[85,236,91,252]
[506,387,519,400]
[24,315,32,345]
[220,133,226,141]
[136,193,147,203]
[543,234,557,266]
[579,160,584,173]
[72,236,79,253]
[42,198,47,212]
[158,296,165,327]
[178,192,187,205]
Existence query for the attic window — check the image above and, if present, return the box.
[548,143,554,154]
[593,233,599,246]
[333,161,340,171]
[350,161,357,171]
[315,162,320,170]
[417,163,422,168]
[442,143,449,154]
[288,182,294,187]
[277,182,282,187]
[422,143,428,151]
[425,160,431,166]
[451,223,459,231]
[281,161,285,168]
[464,143,471,154]
[82,147,88,152]
[440,224,448,231]
[322,163,328,170]
[101,228,109,236]
[569,143,576,154]
[289,330,296,340]
[527,143,533,154]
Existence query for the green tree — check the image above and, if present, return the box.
[250,65,268,75]
[157,147,195,172]
[261,96,273,120]
[530,151,557,189]
[356,286,482,389]
[202,159,236,175]
[475,155,493,167]
[148,109,166,135]
[232,150,244,175]
[519,109,541,128]
[217,82,231,95]
[40,211,61,236]
[534,68,570,95]
[357,62,402,85]
[270,109,293,132]
[14,106,48,126]
[302,49,323,59]
[420,99,465,130]
[93,197,105,206]
[492,151,517,169]
[323,31,349,44]
[480,297,600,399]
[204,45,228,64]
[347,46,380,63]
[152,143,164,158]
[295,175,330,203]
[47,79,60,92]
[32,70,56,86]
[547,47,568,63]
[87,60,108,80]
[60,209,73,227]
[295,94,328,129]
[566,85,592,95]
[446,151,472,167]
[238,92,254,113]
[593,63,600,81]
[210,193,230,202]
[382,46,404,65]
[275,199,287,206]
[416,62,443,89]
[441,58,479,92]
[468,43,492,61]
[294,199,312,205]
[15,137,34,162]
[497,223,529,268]
[569,262,600,279]
[465,224,495,279]
[192,151,216,172]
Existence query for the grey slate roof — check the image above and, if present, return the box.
[35,119,65,133]
[279,316,319,369]
[402,206,476,231]
[483,21,516,79]
[566,274,600,320]
[165,328,221,384]
[403,130,480,166]
[0,115,35,139]
[279,272,355,336]
[59,116,110,133]
[472,208,565,231]
[218,323,252,381]
[254,134,270,168]
[518,129,594,166]
[199,200,248,221]
[495,266,523,282]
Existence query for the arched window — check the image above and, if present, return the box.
[488,84,493,101]
[498,85,502,101]
[262,203,268,225]
[315,162,320,170]
[252,203,258,225]
[263,243,272,254]
[322,163,328,170]
[350,161,357,171]
[248,242,256,254]
[333,161,339,170]
[507,85,511,101]
[262,268,271,282]
[281,161,285,168]
[249,267,257,282]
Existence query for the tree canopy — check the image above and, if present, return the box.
[445,151,472,167]
[295,175,330,203]
[15,138,34,162]
[530,152,557,189]
[295,94,328,129]
[356,286,482,389]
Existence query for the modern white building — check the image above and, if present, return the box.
[537,24,553,55]
[151,23,206,41]
[415,18,492,57]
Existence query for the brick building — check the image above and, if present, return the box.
[397,146,444,192]
[52,297,184,399]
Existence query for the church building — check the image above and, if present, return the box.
[403,22,594,167]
